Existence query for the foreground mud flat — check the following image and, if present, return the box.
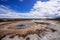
[0,20,60,40]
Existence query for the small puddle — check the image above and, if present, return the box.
[15,24,27,29]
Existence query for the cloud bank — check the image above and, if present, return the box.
[29,0,60,18]
[0,5,21,18]
[0,0,60,18]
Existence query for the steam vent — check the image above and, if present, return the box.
[0,21,60,40]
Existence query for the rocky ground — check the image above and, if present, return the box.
[0,20,60,40]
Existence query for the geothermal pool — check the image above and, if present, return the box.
[0,20,60,40]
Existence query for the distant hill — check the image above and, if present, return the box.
[0,18,60,22]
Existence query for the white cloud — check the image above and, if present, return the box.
[29,0,60,18]
[0,5,22,18]
[0,0,60,18]
[19,0,60,18]
[19,0,23,2]
[0,5,33,18]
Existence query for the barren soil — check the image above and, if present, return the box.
[0,20,60,40]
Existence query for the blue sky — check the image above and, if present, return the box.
[0,0,37,13]
[0,0,60,18]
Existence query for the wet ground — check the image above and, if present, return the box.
[0,20,60,40]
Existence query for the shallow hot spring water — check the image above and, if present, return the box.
[15,24,27,28]
[13,24,32,29]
